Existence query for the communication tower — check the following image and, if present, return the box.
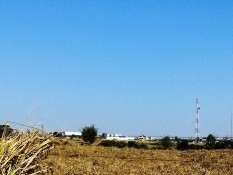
[195,98,200,143]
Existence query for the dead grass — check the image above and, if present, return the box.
[0,131,52,175]
[40,139,233,175]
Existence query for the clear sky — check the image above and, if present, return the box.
[0,1,233,137]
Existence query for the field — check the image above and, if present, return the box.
[40,139,233,175]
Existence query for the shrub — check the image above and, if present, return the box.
[99,140,127,148]
[52,131,63,137]
[160,136,172,149]
[177,139,189,150]
[189,144,204,150]
[128,141,137,148]
[99,140,116,147]
[81,125,98,144]
[70,134,76,140]
[214,140,233,149]
[128,141,148,149]
[136,142,148,149]
[228,141,233,149]
[0,125,13,137]
[100,140,148,149]
[205,134,216,149]
[117,141,128,148]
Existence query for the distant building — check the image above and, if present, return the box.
[102,133,135,141]
[62,131,82,137]
[149,137,159,141]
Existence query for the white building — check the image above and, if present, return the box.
[62,131,81,137]
[102,133,135,141]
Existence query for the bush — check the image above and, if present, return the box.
[160,136,172,149]
[214,140,233,149]
[81,125,98,144]
[188,144,204,150]
[0,125,13,137]
[177,140,189,150]
[117,141,128,148]
[136,142,148,149]
[99,140,116,147]
[214,141,227,149]
[128,141,137,148]
[100,140,148,149]
[99,140,127,148]
[227,141,233,149]
[205,134,216,149]
[128,141,148,149]
[52,131,63,137]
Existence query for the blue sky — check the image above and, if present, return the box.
[0,1,233,137]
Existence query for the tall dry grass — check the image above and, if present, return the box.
[0,130,52,175]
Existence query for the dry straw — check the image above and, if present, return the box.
[0,130,52,175]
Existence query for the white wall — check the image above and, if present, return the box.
[105,136,135,141]
[64,131,81,136]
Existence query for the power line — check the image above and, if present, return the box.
[6,121,44,132]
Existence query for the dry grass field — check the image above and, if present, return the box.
[0,131,52,175]
[40,139,233,175]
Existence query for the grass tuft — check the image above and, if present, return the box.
[0,130,52,175]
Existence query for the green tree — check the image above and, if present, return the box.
[160,136,172,149]
[81,125,98,144]
[177,139,189,150]
[206,134,216,149]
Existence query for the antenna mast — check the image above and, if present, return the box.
[195,98,200,143]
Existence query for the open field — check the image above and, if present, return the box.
[40,139,233,175]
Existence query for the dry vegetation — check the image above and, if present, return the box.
[40,139,233,175]
[0,131,52,175]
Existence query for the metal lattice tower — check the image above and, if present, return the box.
[195,98,200,142]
